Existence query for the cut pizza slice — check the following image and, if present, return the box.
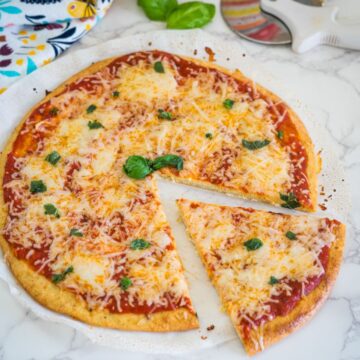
[177,199,345,355]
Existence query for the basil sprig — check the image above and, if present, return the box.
[269,276,279,285]
[52,266,74,284]
[150,154,183,171]
[244,238,263,251]
[286,231,297,240]
[70,228,83,237]
[138,0,177,21]
[30,180,47,194]
[167,2,216,29]
[138,1,215,29]
[123,154,184,179]
[280,192,300,209]
[45,151,61,166]
[44,203,60,218]
[120,277,132,290]
[242,139,270,150]
[123,156,153,179]
[130,238,151,250]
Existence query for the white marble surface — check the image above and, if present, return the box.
[1,1,360,359]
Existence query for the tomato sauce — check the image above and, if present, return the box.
[241,245,329,337]
[2,50,313,315]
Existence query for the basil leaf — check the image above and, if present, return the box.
[112,90,120,98]
[52,266,74,284]
[49,107,59,116]
[130,238,151,250]
[223,98,234,109]
[242,139,270,150]
[150,154,183,171]
[158,109,173,120]
[30,180,47,194]
[88,120,104,129]
[244,238,263,251]
[44,203,60,218]
[285,231,297,240]
[154,61,165,73]
[269,276,279,285]
[86,104,97,114]
[280,192,300,209]
[167,1,216,29]
[45,151,61,166]
[120,277,132,290]
[138,0,178,21]
[205,132,213,139]
[277,130,284,140]
[70,228,83,237]
[123,156,153,179]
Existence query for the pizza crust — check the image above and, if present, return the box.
[0,223,198,331]
[0,50,320,333]
[237,222,345,355]
[162,55,318,212]
[0,56,199,332]
[177,199,345,354]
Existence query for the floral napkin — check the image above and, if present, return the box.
[0,0,113,94]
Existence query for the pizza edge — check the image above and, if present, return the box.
[239,222,345,355]
[160,54,318,212]
[0,56,199,332]
[177,199,345,355]
[0,50,319,331]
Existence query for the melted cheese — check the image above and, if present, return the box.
[3,53,307,315]
[178,199,338,350]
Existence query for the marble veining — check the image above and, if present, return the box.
[0,0,359,359]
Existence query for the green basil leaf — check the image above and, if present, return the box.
[49,107,59,116]
[52,266,74,284]
[280,192,300,209]
[285,231,297,240]
[86,104,97,114]
[277,130,284,140]
[154,61,165,73]
[242,139,270,150]
[223,98,234,109]
[150,154,183,171]
[88,120,104,129]
[167,1,216,29]
[138,0,178,21]
[30,180,47,194]
[70,228,83,237]
[45,151,61,166]
[158,109,173,120]
[44,203,60,218]
[205,132,213,139]
[130,238,151,250]
[268,276,279,285]
[123,155,153,179]
[112,90,120,98]
[119,277,132,290]
[243,238,263,251]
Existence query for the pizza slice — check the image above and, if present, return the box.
[177,199,345,354]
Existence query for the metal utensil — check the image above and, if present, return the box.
[221,0,360,52]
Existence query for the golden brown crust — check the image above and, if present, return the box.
[177,199,345,355]
[165,55,318,212]
[0,56,199,332]
[240,222,345,355]
[0,50,318,332]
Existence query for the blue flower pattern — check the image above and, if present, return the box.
[0,0,113,93]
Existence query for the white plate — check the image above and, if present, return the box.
[0,29,350,355]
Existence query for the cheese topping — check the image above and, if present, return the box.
[177,200,339,350]
[3,51,312,314]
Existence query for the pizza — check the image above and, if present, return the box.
[0,50,338,342]
[177,199,345,354]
